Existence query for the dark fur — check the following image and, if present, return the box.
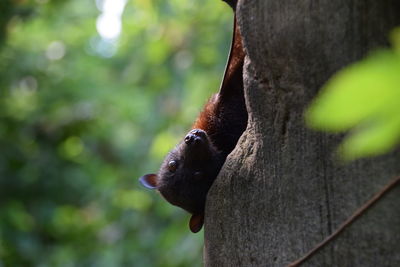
[157,129,224,215]
[139,0,247,232]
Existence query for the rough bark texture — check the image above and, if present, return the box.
[204,0,400,266]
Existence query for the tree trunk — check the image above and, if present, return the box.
[204,0,400,266]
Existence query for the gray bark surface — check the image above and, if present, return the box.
[204,0,400,266]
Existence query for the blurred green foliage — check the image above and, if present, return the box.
[306,27,400,161]
[0,0,233,266]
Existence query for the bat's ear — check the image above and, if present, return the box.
[139,174,158,189]
[189,213,204,233]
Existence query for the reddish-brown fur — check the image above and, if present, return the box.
[191,20,246,156]
[139,0,247,233]
[192,94,218,133]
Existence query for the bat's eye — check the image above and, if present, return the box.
[168,160,177,172]
[194,171,202,179]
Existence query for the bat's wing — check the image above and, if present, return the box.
[222,0,238,10]
[218,15,245,98]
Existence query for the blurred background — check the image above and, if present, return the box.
[0,0,233,266]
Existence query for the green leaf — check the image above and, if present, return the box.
[339,114,400,160]
[306,49,400,160]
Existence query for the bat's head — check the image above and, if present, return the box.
[139,129,224,233]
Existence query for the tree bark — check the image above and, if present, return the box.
[204,0,400,266]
